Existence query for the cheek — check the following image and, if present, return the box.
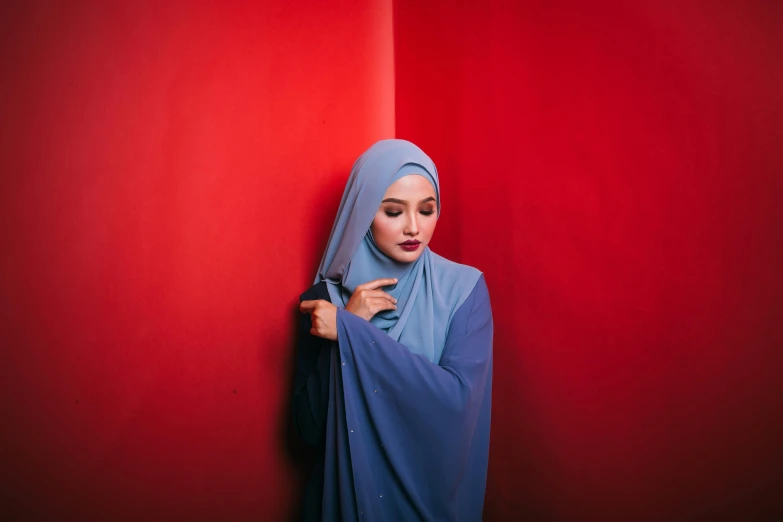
[371,215,398,241]
[423,217,438,238]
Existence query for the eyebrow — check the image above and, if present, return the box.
[381,196,436,204]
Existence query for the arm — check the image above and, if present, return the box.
[293,277,398,446]
[291,290,332,447]
[336,275,493,480]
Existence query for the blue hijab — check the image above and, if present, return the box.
[315,139,476,363]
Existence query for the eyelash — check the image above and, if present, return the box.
[385,210,435,218]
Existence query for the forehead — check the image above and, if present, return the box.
[382,174,437,198]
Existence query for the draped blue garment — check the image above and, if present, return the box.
[301,139,493,521]
[315,139,480,364]
[320,271,493,521]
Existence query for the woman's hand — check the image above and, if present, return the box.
[345,278,398,321]
[300,300,338,341]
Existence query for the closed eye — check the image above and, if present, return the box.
[385,211,402,218]
[420,210,435,216]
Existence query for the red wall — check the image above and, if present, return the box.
[0,1,394,520]
[2,1,782,521]
[395,1,783,521]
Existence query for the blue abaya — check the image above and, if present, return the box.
[293,274,492,521]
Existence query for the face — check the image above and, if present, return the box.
[370,174,438,263]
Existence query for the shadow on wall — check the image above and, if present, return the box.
[267,169,347,520]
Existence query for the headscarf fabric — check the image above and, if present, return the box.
[315,139,478,363]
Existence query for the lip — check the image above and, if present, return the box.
[399,240,421,252]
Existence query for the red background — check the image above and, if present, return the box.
[2,1,782,521]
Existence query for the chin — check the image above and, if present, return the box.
[390,249,425,264]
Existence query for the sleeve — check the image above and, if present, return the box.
[327,275,493,520]
[291,292,333,447]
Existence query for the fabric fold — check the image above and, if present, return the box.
[322,276,493,521]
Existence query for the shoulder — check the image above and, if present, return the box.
[428,251,488,325]
[429,251,484,294]
[447,273,492,340]
[300,281,332,303]
[429,251,482,280]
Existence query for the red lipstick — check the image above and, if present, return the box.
[400,240,421,252]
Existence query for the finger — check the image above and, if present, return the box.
[300,300,321,313]
[361,289,397,304]
[378,291,396,304]
[311,318,324,334]
[356,278,398,291]
[370,296,397,312]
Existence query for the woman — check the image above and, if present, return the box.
[293,139,493,521]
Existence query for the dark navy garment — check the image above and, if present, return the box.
[293,281,334,522]
[293,275,493,521]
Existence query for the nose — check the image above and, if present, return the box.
[403,211,420,236]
